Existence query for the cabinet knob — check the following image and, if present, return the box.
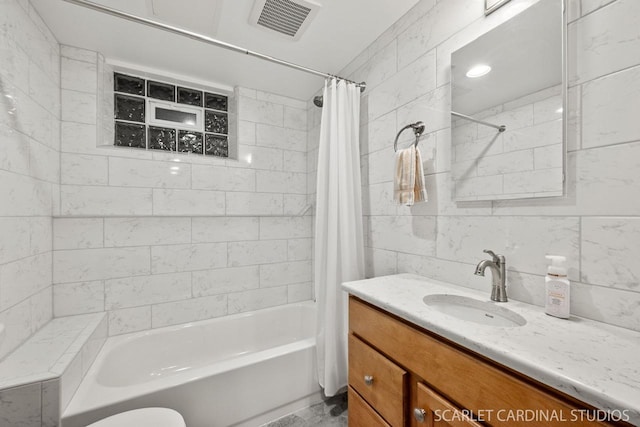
[413,408,426,423]
[364,375,374,386]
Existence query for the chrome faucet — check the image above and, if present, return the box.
[474,249,507,302]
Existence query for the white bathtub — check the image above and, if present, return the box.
[63,302,322,427]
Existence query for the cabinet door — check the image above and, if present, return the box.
[349,334,407,426]
[413,382,483,427]
[348,387,392,427]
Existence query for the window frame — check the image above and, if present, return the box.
[147,99,203,132]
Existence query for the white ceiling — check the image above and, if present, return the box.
[32,0,421,100]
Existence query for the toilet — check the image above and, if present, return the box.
[87,408,186,427]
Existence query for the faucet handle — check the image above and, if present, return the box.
[483,249,500,262]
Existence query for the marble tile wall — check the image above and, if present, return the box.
[54,48,312,335]
[0,312,106,427]
[53,215,313,335]
[0,0,59,360]
[320,0,640,332]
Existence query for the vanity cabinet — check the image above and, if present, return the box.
[349,334,406,426]
[348,386,391,427]
[348,296,625,427]
[414,381,483,427]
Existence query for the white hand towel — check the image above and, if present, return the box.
[394,146,428,206]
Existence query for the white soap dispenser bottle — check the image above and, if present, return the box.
[545,255,570,319]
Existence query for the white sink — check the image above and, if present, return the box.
[423,294,526,327]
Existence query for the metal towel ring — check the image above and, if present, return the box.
[394,121,426,152]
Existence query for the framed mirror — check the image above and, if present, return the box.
[450,0,565,201]
[485,0,512,15]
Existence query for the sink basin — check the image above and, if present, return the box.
[423,294,526,327]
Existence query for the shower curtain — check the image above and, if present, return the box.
[314,78,365,396]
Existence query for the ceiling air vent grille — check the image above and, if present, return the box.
[250,0,321,41]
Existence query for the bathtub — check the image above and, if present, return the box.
[63,302,322,427]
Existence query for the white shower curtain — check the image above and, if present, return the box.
[314,78,365,396]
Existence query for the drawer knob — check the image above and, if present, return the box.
[414,408,426,423]
[364,375,374,386]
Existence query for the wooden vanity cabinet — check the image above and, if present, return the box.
[348,386,392,427]
[348,334,406,426]
[348,296,626,427]
[412,380,483,427]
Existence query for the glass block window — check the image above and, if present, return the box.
[178,87,203,107]
[115,94,145,122]
[205,134,228,158]
[115,122,146,148]
[178,130,203,153]
[205,93,228,111]
[114,73,145,96]
[148,80,175,102]
[205,110,228,134]
[113,71,233,158]
[148,126,176,151]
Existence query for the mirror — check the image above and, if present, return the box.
[451,0,565,201]
[485,0,512,16]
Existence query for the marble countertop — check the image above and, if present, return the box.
[343,274,640,425]
[0,312,106,390]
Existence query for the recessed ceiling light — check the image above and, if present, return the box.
[556,107,563,113]
[466,64,491,78]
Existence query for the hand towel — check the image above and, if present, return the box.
[394,146,428,206]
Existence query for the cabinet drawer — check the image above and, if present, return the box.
[348,386,392,427]
[350,297,613,427]
[414,381,483,427]
[349,334,406,427]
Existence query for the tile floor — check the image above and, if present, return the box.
[262,393,348,426]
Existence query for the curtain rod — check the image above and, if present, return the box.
[451,111,506,132]
[62,0,367,91]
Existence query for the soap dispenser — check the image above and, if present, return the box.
[545,255,570,319]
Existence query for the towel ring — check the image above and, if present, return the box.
[394,121,426,152]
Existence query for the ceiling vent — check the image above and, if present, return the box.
[249,0,321,41]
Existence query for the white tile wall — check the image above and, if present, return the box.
[104,273,192,310]
[260,261,312,287]
[0,383,41,427]
[228,286,288,315]
[151,243,227,274]
[54,281,105,316]
[192,266,260,296]
[104,217,191,247]
[4,2,638,424]
[324,0,640,332]
[571,0,640,85]
[152,295,227,328]
[0,0,58,360]
[581,217,640,290]
[50,47,313,337]
[108,306,151,335]
[192,217,259,242]
[54,247,151,283]
[191,165,256,192]
[109,158,192,189]
[152,189,225,216]
[227,240,288,267]
[581,64,640,148]
[0,3,61,425]
[225,192,283,215]
[61,185,153,216]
